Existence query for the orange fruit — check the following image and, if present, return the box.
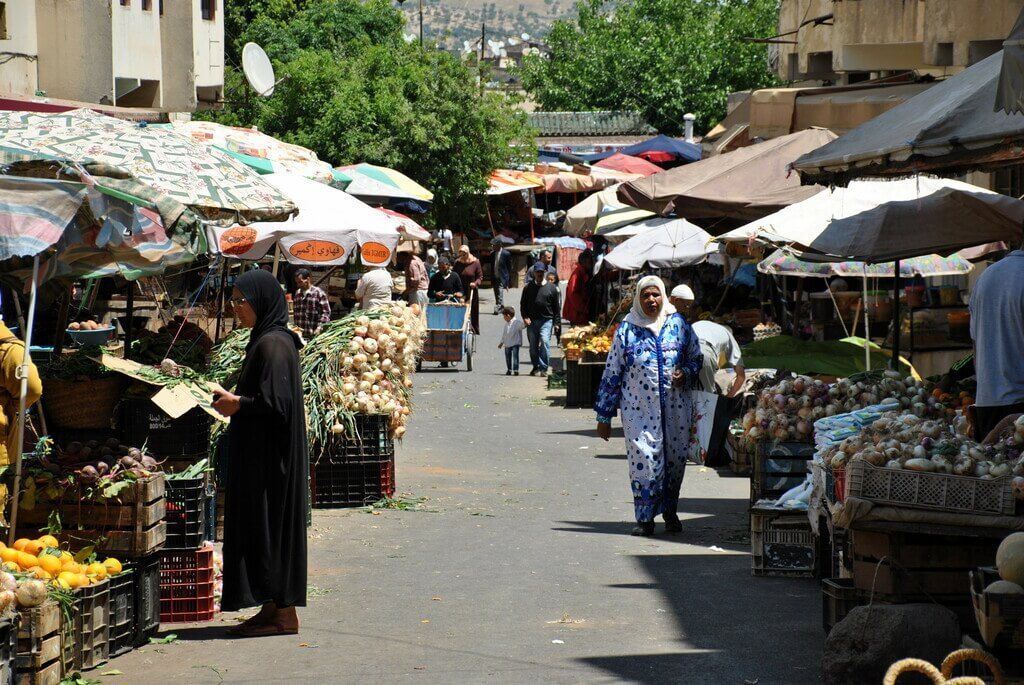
[85,563,106,579]
[17,553,38,571]
[38,535,58,549]
[102,558,122,576]
[75,574,90,588]
[0,541,7,550]
[22,541,42,557]
[55,577,71,591]
[11,539,29,552]
[1,562,17,573]
[59,552,73,566]
[0,549,18,565]
[38,556,61,575]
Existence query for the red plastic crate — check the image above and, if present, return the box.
[159,548,216,624]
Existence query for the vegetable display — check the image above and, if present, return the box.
[741,371,955,446]
[302,302,425,452]
[40,348,112,381]
[819,412,1024,494]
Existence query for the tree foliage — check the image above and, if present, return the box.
[518,0,778,134]
[208,0,534,229]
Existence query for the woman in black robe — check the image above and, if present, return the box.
[212,269,308,637]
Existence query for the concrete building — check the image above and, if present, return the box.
[0,0,222,111]
[777,0,1024,83]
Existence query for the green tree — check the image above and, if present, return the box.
[518,0,778,134]
[207,0,533,229]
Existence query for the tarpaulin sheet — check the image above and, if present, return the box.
[741,336,914,378]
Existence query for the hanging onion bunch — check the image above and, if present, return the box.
[302,302,425,454]
[741,370,953,447]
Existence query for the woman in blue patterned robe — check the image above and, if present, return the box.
[595,276,703,536]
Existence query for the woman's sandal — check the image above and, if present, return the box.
[663,513,682,533]
[631,521,656,537]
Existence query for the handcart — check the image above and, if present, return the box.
[417,294,473,371]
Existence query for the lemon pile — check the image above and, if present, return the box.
[0,536,122,589]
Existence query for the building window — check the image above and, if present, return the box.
[0,3,7,41]
[141,0,151,9]
[994,164,1024,200]
[120,0,129,6]
[968,40,1002,66]
[201,0,216,21]
[786,53,800,81]
[934,43,954,67]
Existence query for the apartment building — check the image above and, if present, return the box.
[778,0,1024,83]
[0,0,223,111]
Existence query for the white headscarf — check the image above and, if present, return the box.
[624,275,674,335]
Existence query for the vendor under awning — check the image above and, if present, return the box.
[968,246,1024,441]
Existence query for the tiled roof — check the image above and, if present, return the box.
[528,111,657,137]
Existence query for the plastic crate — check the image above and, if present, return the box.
[117,398,212,459]
[751,504,815,577]
[752,441,814,503]
[845,459,1014,516]
[314,414,394,465]
[204,481,216,542]
[822,578,861,635]
[159,548,216,624]
[312,455,395,508]
[565,360,603,409]
[107,570,134,657]
[0,618,15,685]
[132,554,160,646]
[163,477,207,550]
[62,580,110,672]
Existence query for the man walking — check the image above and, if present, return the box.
[491,239,512,314]
[520,262,560,376]
[292,268,332,338]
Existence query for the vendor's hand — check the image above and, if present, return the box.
[671,369,685,387]
[597,422,611,441]
[523,318,532,326]
[498,343,503,349]
[983,413,1022,445]
[212,390,242,417]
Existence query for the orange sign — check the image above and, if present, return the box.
[288,239,345,263]
[219,227,258,256]
[361,241,392,265]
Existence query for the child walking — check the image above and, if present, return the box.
[498,306,525,376]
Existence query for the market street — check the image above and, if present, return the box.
[107,290,820,685]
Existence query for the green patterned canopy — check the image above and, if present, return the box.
[0,109,296,229]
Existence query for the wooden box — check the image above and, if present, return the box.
[17,601,62,685]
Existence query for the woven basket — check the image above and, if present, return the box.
[42,376,126,430]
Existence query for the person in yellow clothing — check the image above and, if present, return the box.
[0,320,41,470]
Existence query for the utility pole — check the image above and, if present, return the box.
[479,21,486,95]
[418,0,424,48]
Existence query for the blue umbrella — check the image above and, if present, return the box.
[539,134,701,165]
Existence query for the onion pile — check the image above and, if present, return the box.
[741,371,954,447]
[821,412,1024,497]
[302,302,425,450]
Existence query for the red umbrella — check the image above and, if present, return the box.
[593,153,663,177]
[379,208,431,241]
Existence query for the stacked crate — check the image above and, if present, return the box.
[751,441,814,505]
[311,415,395,508]
[16,601,62,685]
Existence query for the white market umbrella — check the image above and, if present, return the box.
[210,173,402,267]
[604,217,717,270]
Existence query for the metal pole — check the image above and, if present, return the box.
[863,264,870,370]
[9,256,40,544]
[124,283,135,361]
[891,259,901,370]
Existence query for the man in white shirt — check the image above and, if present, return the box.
[669,285,745,396]
[355,266,394,310]
[435,228,454,255]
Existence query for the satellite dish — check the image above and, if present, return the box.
[242,43,277,97]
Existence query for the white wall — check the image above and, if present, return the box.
[0,1,39,97]
[192,0,223,89]
[111,0,162,82]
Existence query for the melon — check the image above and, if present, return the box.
[996,532,1024,586]
[985,580,1024,595]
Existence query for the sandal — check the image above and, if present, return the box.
[663,513,682,533]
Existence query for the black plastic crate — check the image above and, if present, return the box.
[315,414,394,464]
[311,455,395,508]
[822,578,861,635]
[107,570,134,657]
[117,398,212,459]
[565,360,603,409]
[62,580,110,672]
[0,618,15,685]
[752,441,814,504]
[164,477,207,549]
[132,554,161,647]
[204,480,216,542]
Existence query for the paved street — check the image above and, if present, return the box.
[110,290,822,684]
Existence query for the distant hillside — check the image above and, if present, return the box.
[401,0,575,49]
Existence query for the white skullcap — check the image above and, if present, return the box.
[670,284,695,300]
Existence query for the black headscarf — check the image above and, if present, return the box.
[235,269,302,352]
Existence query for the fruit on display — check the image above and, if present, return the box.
[27,437,160,495]
[997,532,1024,586]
